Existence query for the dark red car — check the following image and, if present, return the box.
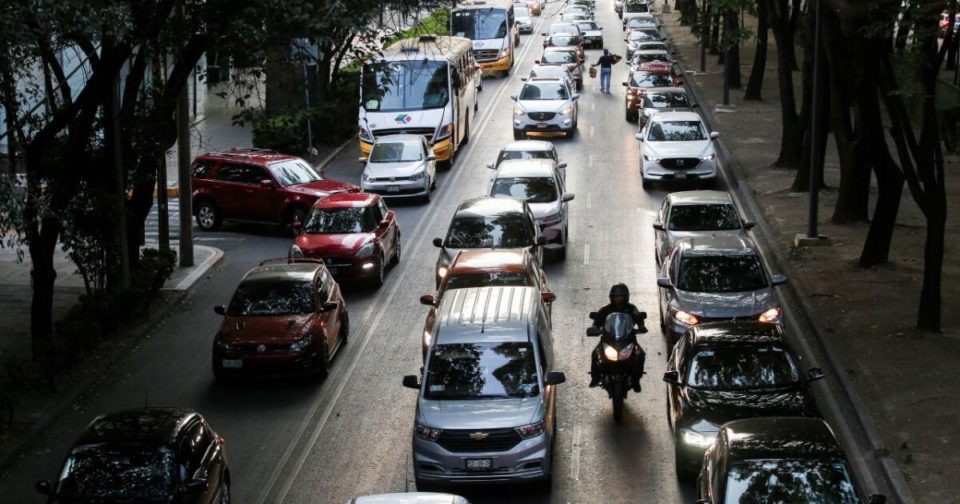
[290,193,401,288]
[191,148,359,231]
[622,70,677,122]
[212,259,349,379]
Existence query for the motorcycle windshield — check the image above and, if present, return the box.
[603,313,634,342]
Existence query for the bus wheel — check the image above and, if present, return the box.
[461,115,470,146]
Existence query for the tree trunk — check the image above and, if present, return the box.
[726,10,742,89]
[679,0,698,26]
[744,0,768,100]
[768,12,803,167]
[859,81,904,266]
[783,0,800,70]
[709,13,721,55]
[28,222,59,363]
[917,214,945,331]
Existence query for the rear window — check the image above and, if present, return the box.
[491,176,558,203]
[497,149,554,165]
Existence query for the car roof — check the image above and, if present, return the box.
[449,249,531,275]
[374,134,425,144]
[502,140,554,152]
[689,322,787,347]
[434,286,540,344]
[675,235,757,256]
[456,196,527,216]
[196,148,298,166]
[350,493,463,504]
[649,110,704,122]
[495,159,557,178]
[721,417,845,461]
[314,192,379,208]
[667,190,734,205]
[543,46,577,53]
[242,262,320,283]
[77,408,199,446]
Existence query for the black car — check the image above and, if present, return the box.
[664,322,824,479]
[697,417,887,503]
[37,408,229,503]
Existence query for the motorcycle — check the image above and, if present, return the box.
[587,311,647,422]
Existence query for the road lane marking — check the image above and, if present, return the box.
[589,125,594,137]
[571,423,583,481]
[588,154,594,169]
[586,193,592,210]
[583,244,590,265]
[591,102,596,112]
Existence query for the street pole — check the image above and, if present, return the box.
[722,11,731,105]
[111,74,130,288]
[302,57,313,153]
[157,153,169,253]
[177,80,194,267]
[700,0,707,72]
[807,0,821,239]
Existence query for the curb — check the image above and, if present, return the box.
[162,245,224,292]
[668,23,916,504]
[0,250,224,477]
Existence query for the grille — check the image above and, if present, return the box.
[436,428,523,453]
[528,112,556,121]
[321,258,353,268]
[474,49,500,61]
[367,187,424,196]
[373,127,434,138]
[659,158,701,170]
[234,343,291,355]
[368,175,418,182]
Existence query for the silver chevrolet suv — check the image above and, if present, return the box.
[402,286,567,487]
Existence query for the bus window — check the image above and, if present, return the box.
[452,9,508,40]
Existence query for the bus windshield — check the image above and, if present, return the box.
[452,8,509,40]
[362,60,450,112]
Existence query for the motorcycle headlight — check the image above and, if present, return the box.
[433,123,453,142]
[289,334,313,353]
[758,307,782,323]
[359,128,374,143]
[415,422,442,441]
[618,342,635,360]
[289,244,304,258]
[515,420,545,438]
[603,343,619,362]
[700,153,716,161]
[355,242,376,258]
[680,428,717,448]
[560,107,575,116]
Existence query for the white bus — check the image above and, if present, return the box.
[359,35,481,165]
[450,0,519,77]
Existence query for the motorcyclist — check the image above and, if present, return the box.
[589,283,647,392]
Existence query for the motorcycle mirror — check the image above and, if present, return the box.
[589,311,599,320]
[656,277,672,288]
[541,292,557,303]
[586,327,602,337]
[638,311,647,320]
[652,222,664,231]
[662,370,680,385]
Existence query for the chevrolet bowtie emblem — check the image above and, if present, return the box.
[469,432,489,440]
[256,344,266,353]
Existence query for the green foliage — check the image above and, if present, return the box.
[132,247,177,294]
[385,8,450,46]
[59,185,115,296]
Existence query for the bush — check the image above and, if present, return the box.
[252,111,308,154]
[133,248,177,294]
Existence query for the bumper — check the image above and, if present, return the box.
[642,160,718,182]
[213,349,322,377]
[307,255,381,282]
[413,433,552,484]
[584,37,603,48]
[360,137,453,162]
[514,116,575,132]
[362,179,429,198]
[675,436,713,474]
[479,53,512,72]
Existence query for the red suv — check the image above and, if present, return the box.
[290,193,401,288]
[191,149,359,231]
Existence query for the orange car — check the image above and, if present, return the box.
[418,249,555,355]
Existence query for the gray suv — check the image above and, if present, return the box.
[403,286,566,486]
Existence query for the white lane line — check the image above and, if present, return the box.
[586,193,593,210]
[571,423,583,481]
[588,154,594,169]
[591,102,596,112]
[258,13,552,504]
[583,243,590,265]
[589,125,595,137]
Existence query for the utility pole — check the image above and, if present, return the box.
[722,11,731,106]
[110,73,131,288]
[795,0,829,247]
[177,78,194,267]
[157,152,170,253]
[700,0,708,73]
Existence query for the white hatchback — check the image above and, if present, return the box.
[360,134,437,202]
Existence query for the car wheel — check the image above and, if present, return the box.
[642,178,653,190]
[513,129,525,140]
[675,441,694,481]
[626,109,638,123]
[565,127,576,139]
[371,254,385,288]
[390,234,401,265]
[340,311,349,344]
[220,480,231,504]
[316,342,331,379]
[461,114,470,145]
[421,183,431,203]
[195,201,222,231]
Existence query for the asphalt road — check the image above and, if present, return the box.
[0,1,887,503]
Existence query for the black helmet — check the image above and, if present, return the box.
[609,283,630,303]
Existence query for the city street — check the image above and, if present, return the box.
[0,2,891,503]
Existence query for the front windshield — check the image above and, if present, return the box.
[424,342,540,399]
[724,459,859,504]
[677,255,767,292]
[549,35,579,47]
[268,159,324,186]
[56,444,174,501]
[648,120,707,141]
[637,42,669,51]
[645,91,690,109]
[228,279,314,316]
[686,346,800,390]
[445,213,533,248]
[362,60,449,112]
[603,312,635,340]
[541,51,578,65]
[624,2,651,13]
[634,52,670,64]
[497,149,554,164]
[515,6,530,17]
[445,271,531,290]
[491,176,559,203]
[452,8,508,40]
[629,72,674,88]
[629,30,660,42]
[628,19,658,30]
[520,83,570,100]
[303,207,377,234]
[370,141,423,162]
[669,204,740,231]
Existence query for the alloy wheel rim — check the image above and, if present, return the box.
[199,207,214,227]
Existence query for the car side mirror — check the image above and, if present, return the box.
[541,292,557,303]
[621,81,628,87]
[420,294,436,306]
[402,374,421,389]
[771,274,787,286]
[510,94,518,101]
[867,495,887,504]
[214,305,226,315]
[599,26,604,30]
[358,157,368,164]
[586,326,602,337]
[571,94,581,101]
[691,102,700,108]
[635,133,644,141]
[520,77,528,82]
[540,33,547,36]
[534,59,541,64]
[652,222,664,231]
[185,477,208,490]
[663,370,680,385]
[486,162,496,169]
[378,219,390,229]
[657,277,672,288]
[742,220,756,230]
[320,301,338,312]
[545,371,566,385]
[427,154,437,161]
[35,480,51,495]
[558,161,568,169]
[432,237,443,248]
[710,131,720,139]
[536,236,547,245]
[260,179,274,188]
[561,193,575,202]
[807,367,826,382]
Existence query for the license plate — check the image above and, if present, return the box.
[674,172,687,179]
[465,458,493,471]
[222,359,242,369]
[387,185,400,193]
[537,123,548,128]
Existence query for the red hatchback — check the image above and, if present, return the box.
[191,149,359,231]
[290,193,401,288]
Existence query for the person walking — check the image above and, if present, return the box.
[591,49,620,93]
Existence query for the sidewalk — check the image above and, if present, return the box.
[659,8,959,503]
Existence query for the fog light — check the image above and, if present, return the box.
[361,262,375,270]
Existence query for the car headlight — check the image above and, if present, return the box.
[560,107,575,116]
[215,339,232,351]
[415,422,442,441]
[758,307,782,323]
[499,46,512,59]
[643,154,660,162]
[603,343,619,361]
[700,153,716,161]
[672,309,700,326]
[680,428,717,448]
[359,128,374,142]
[409,169,425,181]
[289,334,312,353]
[437,266,448,279]
[361,172,371,182]
[619,342,635,360]
[514,107,526,116]
[355,242,376,258]
[433,123,453,142]
[515,420,545,438]
[289,244,304,258]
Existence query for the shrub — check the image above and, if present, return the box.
[133,248,177,294]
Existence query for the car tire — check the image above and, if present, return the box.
[565,127,576,139]
[421,184,431,204]
[316,342,331,379]
[461,114,470,145]
[513,129,525,140]
[340,311,349,344]
[195,201,222,231]
[626,109,638,123]
[371,254,385,288]
[219,480,231,504]
[390,234,401,265]
[642,178,653,190]
[675,441,695,481]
